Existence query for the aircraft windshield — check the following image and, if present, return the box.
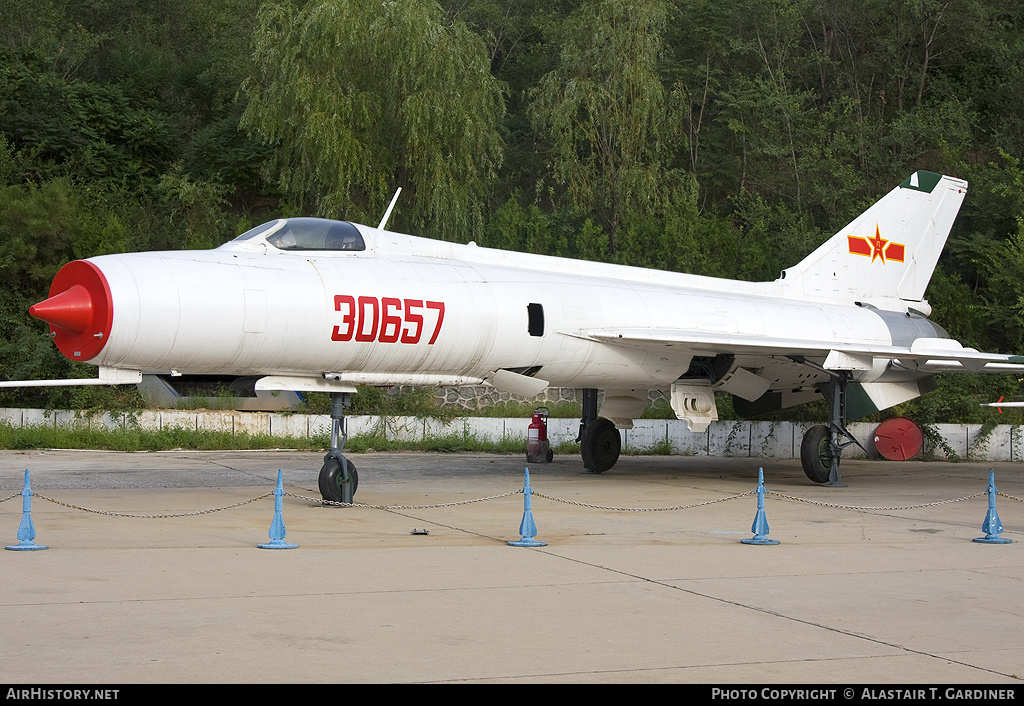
[265,218,365,251]
[232,220,283,241]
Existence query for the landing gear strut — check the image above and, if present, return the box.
[319,392,358,503]
[577,388,621,473]
[800,372,864,485]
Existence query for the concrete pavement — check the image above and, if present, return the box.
[1,450,1021,684]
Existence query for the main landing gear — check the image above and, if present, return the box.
[799,371,865,486]
[319,392,358,504]
[577,388,621,473]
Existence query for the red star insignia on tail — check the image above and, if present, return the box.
[847,226,905,264]
[867,225,888,263]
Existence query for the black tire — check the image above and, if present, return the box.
[800,424,832,483]
[319,457,358,503]
[580,417,621,473]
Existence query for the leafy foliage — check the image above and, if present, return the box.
[240,0,505,241]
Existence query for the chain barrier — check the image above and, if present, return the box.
[766,490,987,512]
[0,485,1018,517]
[532,490,754,511]
[285,490,521,510]
[32,492,273,519]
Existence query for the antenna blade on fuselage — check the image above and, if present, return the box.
[377,187,402,230]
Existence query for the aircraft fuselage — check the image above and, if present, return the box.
[57,226,934,395]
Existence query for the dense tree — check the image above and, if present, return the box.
[239,0,505,241]
[530,0,689,257]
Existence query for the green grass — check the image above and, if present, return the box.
[0,421,326,452]
[0,419,681,455]
[0,420,533,454]
[345,429,527,454]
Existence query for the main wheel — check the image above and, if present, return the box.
[319,457,358,503]
[800,424,832,484]
[580,417,621,473]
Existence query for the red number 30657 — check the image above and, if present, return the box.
[331,295,445,344]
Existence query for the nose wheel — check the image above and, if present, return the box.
[319,391,358,504]
[319,456,358,504]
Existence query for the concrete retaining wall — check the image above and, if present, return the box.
[2,408,1021,462]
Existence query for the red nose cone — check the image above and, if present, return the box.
[31,260,113,361]
[30,285,94,335]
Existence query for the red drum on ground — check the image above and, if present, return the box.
[873,417,924,461]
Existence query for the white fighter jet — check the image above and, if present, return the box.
[8,171,1023,501]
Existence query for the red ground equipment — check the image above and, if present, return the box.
[873,417,924,461]
[526,407,553,463]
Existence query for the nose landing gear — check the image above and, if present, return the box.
[319,391,358,504]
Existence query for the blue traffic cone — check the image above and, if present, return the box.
[6,470,48,551]
[974,470,1012,544]
[741,468,779,545]
[258,470,298,549]
[509,468,547,547]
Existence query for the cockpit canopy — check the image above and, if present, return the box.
[232,218,366,251]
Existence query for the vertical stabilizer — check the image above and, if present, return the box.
[778,171,967,310]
